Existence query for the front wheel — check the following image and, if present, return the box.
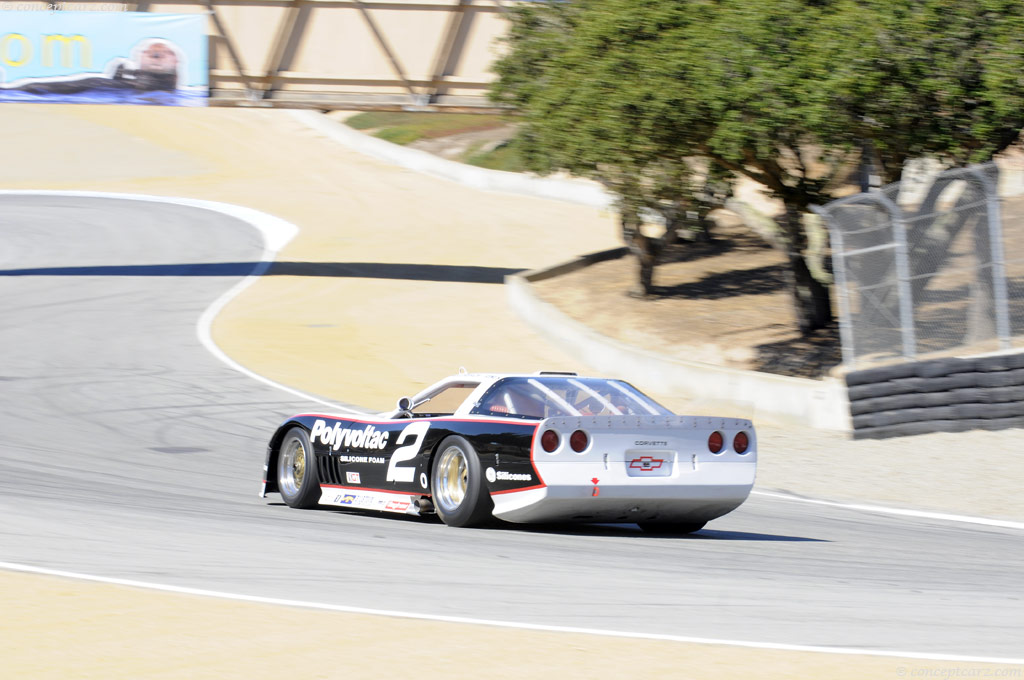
[638,521,707,535]
[277,426,320,509]
[430,436,493,527]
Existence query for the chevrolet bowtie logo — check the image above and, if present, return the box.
[629,456,665,470]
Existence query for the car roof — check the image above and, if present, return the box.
[421,371,606,392]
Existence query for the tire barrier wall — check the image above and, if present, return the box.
[846,352,1024,439]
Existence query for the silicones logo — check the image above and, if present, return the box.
[486,467,532,483]
[311,419,390,451]
[496,471,532,482]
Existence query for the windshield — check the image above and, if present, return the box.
[470,376,672,420]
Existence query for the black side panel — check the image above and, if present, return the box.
[283,415,539,495]
[444,421,540,493]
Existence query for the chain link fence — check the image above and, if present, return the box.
[813,161,1024,368]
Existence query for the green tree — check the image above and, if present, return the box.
[490,0,1024,334]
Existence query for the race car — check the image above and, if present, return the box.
[261,371,756,533]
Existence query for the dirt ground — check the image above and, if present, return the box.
[534,217,843,379]
[409,124,519,160]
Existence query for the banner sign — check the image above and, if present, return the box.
[0,12,207,106]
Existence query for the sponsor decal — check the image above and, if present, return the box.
[495,470,532,482]
[311,419,390,451]
[634,440,668,447]
[487,467,531,483]
[325,492,405,512]
[346,471,361,484]
[628,456,665,471]
[591,476,600,497]
[336,454,385,464]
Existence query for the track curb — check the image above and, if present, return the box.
[291,110,614,208]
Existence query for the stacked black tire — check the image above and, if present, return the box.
[847,352,1024,439]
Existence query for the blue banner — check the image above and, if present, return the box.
[0,12,207,106]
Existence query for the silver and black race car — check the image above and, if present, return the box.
[261,371,756,532]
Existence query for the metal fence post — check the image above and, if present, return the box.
[967,164,1011,350]
[810,205,856,367]
[872,191,917,360]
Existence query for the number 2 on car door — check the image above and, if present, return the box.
[386,421,430,483]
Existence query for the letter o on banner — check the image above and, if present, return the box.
[1,34,32,67]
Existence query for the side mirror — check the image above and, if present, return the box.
[397,396,413,412]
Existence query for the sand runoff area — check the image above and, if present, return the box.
[0,105,1020,679]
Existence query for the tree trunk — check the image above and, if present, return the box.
[629,230,659,297]
[621,210,673,298]
[787,252,833,335]
[781,204,833,334]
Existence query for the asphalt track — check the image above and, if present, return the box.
[1,194,1023,663]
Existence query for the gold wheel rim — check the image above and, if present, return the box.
[279,437,307,496]
[435,445,468,514]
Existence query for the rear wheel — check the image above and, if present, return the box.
[277,427,320,509]
[430,436,492,527]
[638,521,706,535]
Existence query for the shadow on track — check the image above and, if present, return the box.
[0,262,525,284]
[510,523,829,542]
[272,505,829,542]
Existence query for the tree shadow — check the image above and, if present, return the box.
[649,263,789,300]
[752,322,841,378]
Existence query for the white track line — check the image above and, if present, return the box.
[2,190,1020,663]
[2,561,1022,665]
[753,490,1024,531]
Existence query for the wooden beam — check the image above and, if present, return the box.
[258,0,307,99]
[205,0,257,93]
[352,0,423,103]
[424,0,470,102]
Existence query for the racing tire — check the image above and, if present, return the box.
[845,363,917,387]
[277,426,321,509]
[638,521,707,535]
[914,357,974,379]
[430,436,493,528]
[977,352,1024,372]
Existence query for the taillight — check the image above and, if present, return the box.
[541,429,559,452]
[569,429,588,452]
[708,431,724,454]
[733,431,749,454]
